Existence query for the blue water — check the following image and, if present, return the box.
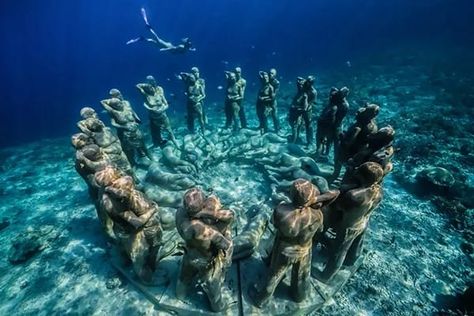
[0,0,473,147]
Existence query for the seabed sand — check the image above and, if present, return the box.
[0,55,473,315]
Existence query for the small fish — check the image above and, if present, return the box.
[346,60,352,68]
[166,78,171,81]
[217,85,223,90]
[234,177,239,182]
[221,60,229,65]
[250,45,256,49]
[271,51,277,56]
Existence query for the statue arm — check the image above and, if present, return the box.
[122,210,155,229]
[312,190,340,207]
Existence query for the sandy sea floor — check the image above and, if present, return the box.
[0,53,473,315]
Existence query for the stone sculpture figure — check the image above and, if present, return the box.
[289,76,316,145]
[179,70,206,133]
[101,94,152,166]
[249,179,339,307]
[176,188,234,312]
[256,71,277,134]
[136,76,178,147]
[329,103,380,183]
[224,71,243,131]
[315,162,383,283]
[268,68,281,132]
[95,166,163,284]
[316,87,350,156]
[76,108,133,175]
[235,67,248,128]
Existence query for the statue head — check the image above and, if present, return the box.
[71,133,92,149]
[356,104,380,122]
[183,188,205,215]
[146,75,157,87]
[259,71,269,84]
[368,125,395,148]
[354,162,384,186]
[191,67,199,78]
[269,68,277,78]
[109,88,123,100]
[82,144,102,161]
[290,179,319,207]
[80,107,97,119]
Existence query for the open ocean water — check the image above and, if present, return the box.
[0,1,473,315]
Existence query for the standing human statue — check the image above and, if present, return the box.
[268,68,281,133]
[249,179,339,307]
[101,90,153,165]
[256,71,276,134]
[224,71,243,131]
[314,162,383,283]
[179,68,206,134]
[235,67,248,128]
[316,87,350,156]
[176,188,234,312]
[136,75,178,148]
[289,76,316,146]
[95,166,163,284]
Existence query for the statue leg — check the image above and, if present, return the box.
[319,228,357,283]
[176,255,197,299]
[196,103,206,133]
[290,251,311,302]
[186,102,195,133]
[343,229,365,266]
[238,100,248,128]
[271,103,280,132]
[251,251,291,307]
[202,268,227,312]
[232,102,241,131]
[224,101,232,128]
[150,118,163,147]
[256,103,266,133]
[303,110,313,145]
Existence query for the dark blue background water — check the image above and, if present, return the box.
[0,0,473,148]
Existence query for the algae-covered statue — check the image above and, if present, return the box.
[249,179,339,307]
[315,162,383,283]
[179,69,206,134]
[136,76,178,148]
[316,87,350,156]
[289,76,317,146]
[256,71,277,134]
[268,68,281,133]
[224,71,243,131]
[95,166,163,284]
[342,125,395,186]
[176,188,234,312]
[329,103,380,183]
[76,107,133,175]
[235,67,248,128]
[100,92,153,165]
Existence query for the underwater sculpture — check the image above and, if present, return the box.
[268,68,281,133]
[342,125,395,186]
[235,67,248,128]
[176,188,234,312]
[289,76,317,146]
[95,166,163,284]
[249,179,339,307]
[76,107,133,175]
[136,75,178,148]
[315,162,383,283]
[256,71,277,134]
[100,92,153,166]
[316,87,350,156]
[224,71,243,131]
[160,142,198,174]
[127,8,196,54]
[329,103,380,183]
[179,68,206,134]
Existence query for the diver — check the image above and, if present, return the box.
[126,8,196,54]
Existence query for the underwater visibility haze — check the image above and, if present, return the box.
[0,0,473,315]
